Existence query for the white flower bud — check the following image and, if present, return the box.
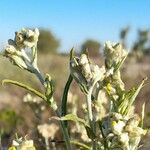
[111,120,125,135]
[22,140,34,147]
[119,132,129,147]
[5,45,16,54]
[104,41,128,70]
[70,53,104,93]
[79,54,89,65]
[15,28,39,49]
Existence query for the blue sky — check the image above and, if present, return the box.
[0,0,150,52]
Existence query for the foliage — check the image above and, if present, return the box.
[119,26,130,48]
[132,29,150,52]
[119,27,150,56]
[81,39,101,57]
[0,109,21,134]
[37,29,60,54]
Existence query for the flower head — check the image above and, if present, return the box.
[111,120,125,135]
[15,28,39,49]
[37,123,59,139]
[3,28,40,73]
[118,132,129,148]
[104,41,128,71]
[9,137,36,150]
[70,52,105,93]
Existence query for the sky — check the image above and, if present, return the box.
[0,0,150,52]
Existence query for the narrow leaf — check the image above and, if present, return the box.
[124,78,147,115]
[2,79,46,101]
[70,140,91,150]
[140,102,145,128]
[60,114,89,127]
[85,126,96,139]
[61,75,73,116]
[70,47,74,60]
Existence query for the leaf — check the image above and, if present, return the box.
[2,79,46,101]
[97,120,109,149]
[70,47,74,60]
[31,46,37,68]
[123,78,147,115]
[52,114,95,140]
[44,74,54,101]
[61,75,73,127]
[114,53,128,72]
[140,102,145,128]
[61,75,73,116]
[58,114,89,127]
[70,140,91,150]
[85,126,96,139]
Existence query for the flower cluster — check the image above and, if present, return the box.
[4,28,39,73]
[70,53,105,93]
[37,123,59,139]
[104,41,128,91]
[101,113,147,149]
[3,28,148,150]
[9,137,36,150]
[69,41,147,150]
[104,41,127,71]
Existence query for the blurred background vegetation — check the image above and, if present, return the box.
[37,29,60,54]
[0,0,150,149]
[0,27,150,149]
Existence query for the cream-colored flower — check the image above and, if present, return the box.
[15,28,39,49]
[70,53,105,93]
[11,138,36,150]
[111,120,125,135]
[119,132,129,146]
[5,45,17,54]
[38,123,59,139]
[125,125,147,137]
[111,112,123,121]
[104,41,128,70]
[3,28,41,76]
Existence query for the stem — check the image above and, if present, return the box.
[61,75,73,127]
[86,88,93,124]
[30,66,72,149]
[86,87,96,150]
[52,142,56,150]
[45,138,50,150]
[33,68,45,85]
[0,136,2,149]
[61,75,73,116]
[56,110,72,150]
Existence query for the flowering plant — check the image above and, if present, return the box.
[8,136,36,150]
[2,28,148,150]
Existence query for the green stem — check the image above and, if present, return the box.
[70,140,91,150]
[61,75,73,127]
[56,110,72,150]
[98,121,109,150]
[86,87,96,150]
